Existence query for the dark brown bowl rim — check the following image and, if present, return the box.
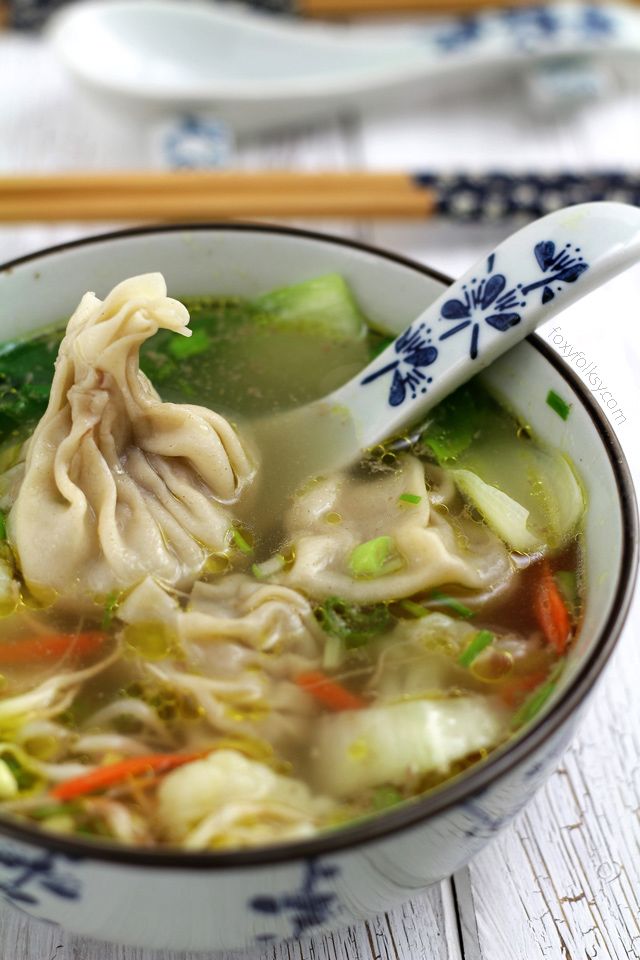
[0,221,636,869]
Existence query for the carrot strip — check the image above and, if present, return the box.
[51,752,203,801]
[0,631,106,665]
[296,670,366,711]
[533,560,571,654]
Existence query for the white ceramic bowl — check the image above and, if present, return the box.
[0,224,635,951]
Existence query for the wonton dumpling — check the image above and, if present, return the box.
[120,574,323,747]
[277,454,512,603]
[9,274,255,601]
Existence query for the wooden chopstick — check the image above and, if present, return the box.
[0,171,435,222]
[298,0,576,15]
[2,169,640,223]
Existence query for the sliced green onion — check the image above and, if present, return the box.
[429,591,474,619]
[400,599,429,619]
[348,536,403,579]
[511,678,557,729]
[252,554,286,580]
[322,633,344,671]
[398,493,422,505]
[30,802,81,821]
[229,527,253,555]
[546,389,571,421]
[101,591,120,630]
[0,511,6,541]
[458,629,494,668]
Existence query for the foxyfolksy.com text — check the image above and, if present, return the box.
[547,326,626,426]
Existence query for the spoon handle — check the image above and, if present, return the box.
[330,202,640,449]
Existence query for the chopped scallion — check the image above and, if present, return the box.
[101,591,120,630]
[252,554,286,580]
[546,389,571,421]
[429,591,474,619]
[229,527,253,555]
[458,629,494,668]
[400,599,429,619]
[511,678,557,729]
[348,536,403,579]
[398,493,421,505]
[322,633,344,671]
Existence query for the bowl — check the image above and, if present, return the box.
[0,223,635,952]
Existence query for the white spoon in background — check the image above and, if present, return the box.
[47,0,640,131]
[251,202,640,511]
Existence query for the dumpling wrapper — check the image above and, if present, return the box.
[9,274,255,601]
[119,574,324,748]
[277,455,513,603]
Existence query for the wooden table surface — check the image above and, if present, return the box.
[1,29,639,960]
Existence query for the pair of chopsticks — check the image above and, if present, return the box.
[2,170,639,223]
[296,0,582,15]
[5,0,635,28]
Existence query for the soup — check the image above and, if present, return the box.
[0,273,583,850]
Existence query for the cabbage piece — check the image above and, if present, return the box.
[447,421,584,553]
[312,697,508,798]
[449,470,541,553]
[156,749,337,849]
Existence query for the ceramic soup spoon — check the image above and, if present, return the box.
[48,0,640,131]
[252,201,640,508]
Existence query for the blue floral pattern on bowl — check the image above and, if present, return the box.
[250,860,341,941]
[0,840,81,908]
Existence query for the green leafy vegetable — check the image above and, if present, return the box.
[348,536,403,579]
[0,511,6,542]
[546,389,571,421]
[168,327,210,361]
[315,597,393,649]
[458,629,494,668]
[0,327,63,437]
[252,273,366,340]
[419,383,496,463]
[371,785,404,811]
